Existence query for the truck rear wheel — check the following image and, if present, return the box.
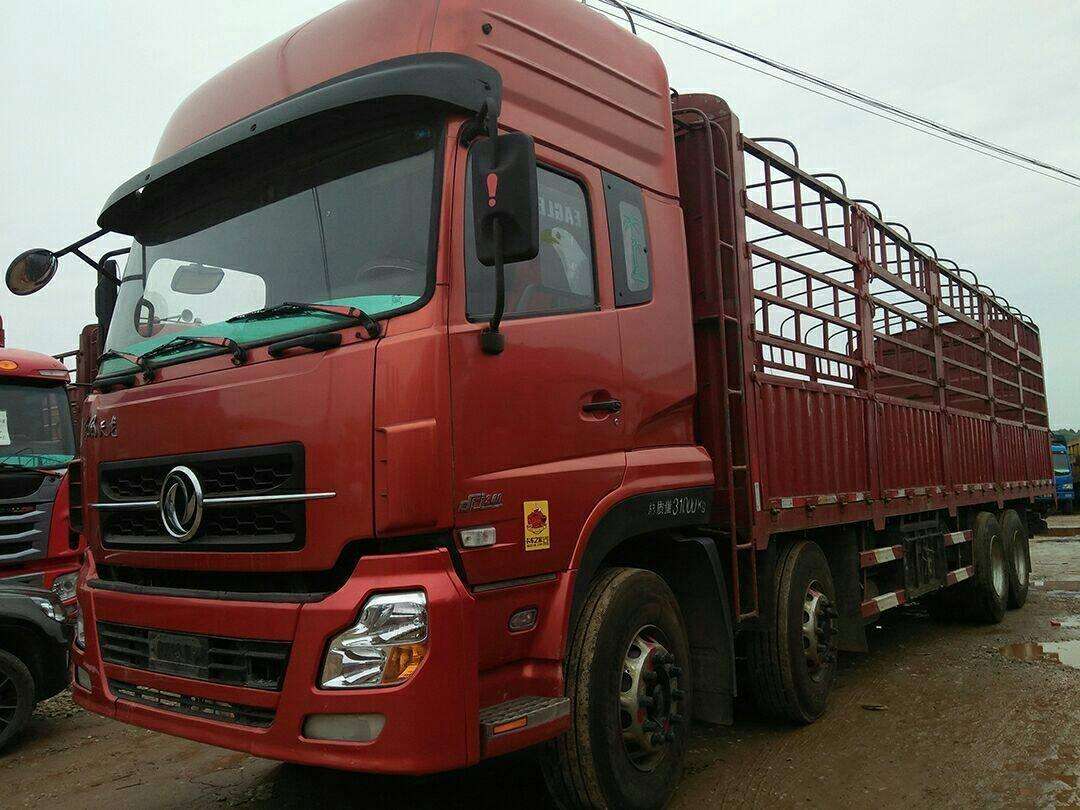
[746,540,837,724]
[968,511,1008,624]
[0,649,35,753]
[999,509,1030,609]
[542,567,690,810]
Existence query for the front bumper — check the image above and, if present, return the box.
[71,548,477,774]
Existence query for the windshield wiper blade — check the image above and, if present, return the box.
[228,301,381,339]
[139,335,248,366]
[98,348,151,374]
[0,461,64,478]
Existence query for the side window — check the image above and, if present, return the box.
[466,164,596,319]
[603,171,652,307]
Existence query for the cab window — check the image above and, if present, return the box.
[466,165,596,319]
[603,171,652,307]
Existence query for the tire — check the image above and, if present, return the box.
[542,568,690,809]
[745,541,838,724]
[0,649,35,753]
[968,511,1008,624]
[999,509,1030,609]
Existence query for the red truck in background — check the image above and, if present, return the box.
[0,318,81,607]
[6,0,1053,806]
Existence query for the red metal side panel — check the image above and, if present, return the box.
[758,381,870,507]
[948,413,995,489]
[995,421,1028,485]
[878,400,943,493]
[1024,426,1053,484]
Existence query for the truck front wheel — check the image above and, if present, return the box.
[0,649,35,753]
[542,567,690,809]
[746,540,838,724]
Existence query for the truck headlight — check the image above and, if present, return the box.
[74,611,85,649]
[320,591,428,689]
[51,572,79,603]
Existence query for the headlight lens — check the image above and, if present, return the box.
[51,572,79,603]
[320,590,428,689]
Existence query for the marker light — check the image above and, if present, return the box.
[38,368,69,379]
[320,591,428,689]
[459,526,496,548]
[0,360,18,371]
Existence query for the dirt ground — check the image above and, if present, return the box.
[3,525,1078,809]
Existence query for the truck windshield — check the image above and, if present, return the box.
[1053,451,1071,476]
[101,119,440,376]
[0,382,75,469]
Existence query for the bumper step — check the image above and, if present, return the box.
[479,695,570,740]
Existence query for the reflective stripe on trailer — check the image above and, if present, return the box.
[945,565,976,586]
[943,530,972,546]
[860,588,906,619]
[859,545,905,568]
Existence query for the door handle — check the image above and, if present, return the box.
[582,399,622,414]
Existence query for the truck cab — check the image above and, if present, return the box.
[0,348,80,605]
[1051,439,1074,513]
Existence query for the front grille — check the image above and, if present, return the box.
[108,679,275,728]
[97,443,305,550]
[101,450,295,501]
[102,503,299,543]
[97,622,291,691]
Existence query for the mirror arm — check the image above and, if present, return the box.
[479,99,507,355]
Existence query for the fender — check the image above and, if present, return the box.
[563,488,737,725]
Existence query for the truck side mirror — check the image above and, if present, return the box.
[470,132,539,354]
[470,132,539,267]
[6,249,59,295]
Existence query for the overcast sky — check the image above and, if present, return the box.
[1,1,1077,423]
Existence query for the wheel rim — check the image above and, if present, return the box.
[801,581,837,682]
[0,671,17,735]
[1011,531,1029,585]
[990,533,1007,598]
[619,625,683,772]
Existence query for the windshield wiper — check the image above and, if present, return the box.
[0,461,64,478]
[98,348,151,375]
[228,302,381,339]
[139,335,247,366]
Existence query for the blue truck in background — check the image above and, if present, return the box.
[1050,436,1075,513]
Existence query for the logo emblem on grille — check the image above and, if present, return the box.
[160,466,203,542]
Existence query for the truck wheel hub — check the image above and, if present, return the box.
[619,626,683,772]
[802,582,836,681]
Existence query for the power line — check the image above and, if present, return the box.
[591,0,1080,188]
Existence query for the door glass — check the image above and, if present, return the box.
[466,166,596,319]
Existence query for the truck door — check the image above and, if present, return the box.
[448,147,626,586]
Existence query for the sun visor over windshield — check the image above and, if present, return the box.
[98,52,502,237]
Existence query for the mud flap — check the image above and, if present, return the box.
[666,536,736,725]
[820,528,868,653]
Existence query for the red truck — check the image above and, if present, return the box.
[7,0,1052,805]
[0,322,81,608]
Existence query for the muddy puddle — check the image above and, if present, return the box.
[1000,641,1080,669]
[1033,579,1080,597]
